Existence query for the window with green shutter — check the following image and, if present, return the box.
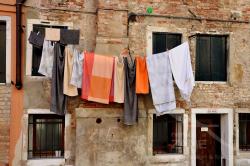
[152,32,182,54]
[195,35,228,81]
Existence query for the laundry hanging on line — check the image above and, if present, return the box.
[29,27,195,118]
[146,51,176,115]
[168,42,195,102]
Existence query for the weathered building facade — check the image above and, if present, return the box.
[3,0,250,166]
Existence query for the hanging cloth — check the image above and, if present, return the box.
[81,52,94,100]
[38,40,54,78]
[124,57,138,125]
[63,46,78,96]
[109,58,115,102]
[51,43,66,115]
[88,54,114,104]
[60,29,80,45]
[135,56,149,94]
[168,42,195,101]
[45,28,60,41]
[146,52,176,115]
[70,50,84,88]
[114,57,125,103]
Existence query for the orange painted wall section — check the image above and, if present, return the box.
[0,2,25,166]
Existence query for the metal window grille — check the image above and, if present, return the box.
[153,114,183,154]
[28,114,65,159]
[239,113,250,151]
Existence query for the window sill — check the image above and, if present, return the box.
[26,75,48,79]
[238,151,250,155]
[195,81,227,84]
[150,154,186,163]
[27,158,65,166]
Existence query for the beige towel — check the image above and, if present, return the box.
[114,57,125,103]
[45,28,60,41]
[63,46,78,96]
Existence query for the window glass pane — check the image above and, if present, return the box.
[153,114,183,154]
[28,114,65,159]
[153,33,166,54]
[239,113,250,151]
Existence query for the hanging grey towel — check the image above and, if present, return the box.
[60,29,80,45]
[123,57,138,125]
[51,43,67,115]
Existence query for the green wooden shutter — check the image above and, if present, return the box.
[196,36,211,81]
[166,34,181,50]
[153,32,166,54]
[211,36,227,81]
[0,21,6,83]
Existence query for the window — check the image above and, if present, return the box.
[0,21,6,83]
[195,35,228,81]
[28,114,65,159]
[152,32,182,54]
[153,114,183,154]
[239,113,250,151]
[31,24,67,76]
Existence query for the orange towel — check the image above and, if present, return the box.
[88,54,114,104]
[136,56,149,94]
[81,52,94,100]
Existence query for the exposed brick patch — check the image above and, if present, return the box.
[0,85,11,165]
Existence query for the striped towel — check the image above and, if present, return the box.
[88,54,114,104]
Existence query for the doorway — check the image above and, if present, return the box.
[196,114,221,166]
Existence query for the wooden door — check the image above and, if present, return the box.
[196,114,221,166]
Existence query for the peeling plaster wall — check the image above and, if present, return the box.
[14,0,250,166]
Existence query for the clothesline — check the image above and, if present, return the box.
[28,29,195,125]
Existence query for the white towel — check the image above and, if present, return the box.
[168,42,195,102]
[38,40,54,78]
[146,52,176,115]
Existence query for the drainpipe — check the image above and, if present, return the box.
[15,0,26,90]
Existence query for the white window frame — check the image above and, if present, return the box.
[146,26,188,163]
[235,109,250,157]
[25,19,73,77]
[0,16,11,84]
[147,109,188,163]
[22,109,72,165]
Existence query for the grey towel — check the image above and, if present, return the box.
[60,29,80,45]
[123,57,138,125]
[51,43,67,115]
